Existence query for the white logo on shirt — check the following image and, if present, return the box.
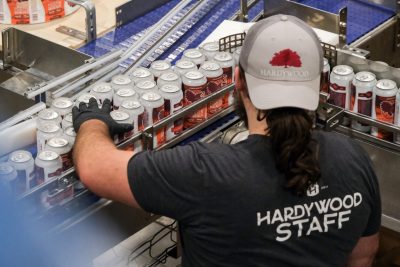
[307,183,320,197]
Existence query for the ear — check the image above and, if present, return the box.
[234,66,244,92]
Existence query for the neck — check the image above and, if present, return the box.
[245,103,269,136]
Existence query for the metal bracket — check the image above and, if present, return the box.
[65,0,97,42]
[338,7,348,48]
[1,28,14,69]
[56,26,87,41]
[238,0,249,22]
[316,103,345,131]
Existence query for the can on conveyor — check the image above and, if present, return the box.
[134,80,159,97]
[201,42,219,61]
[371,79,398,141]
[110,110,134,144]
[75,93,97,107]
[113,88,139,110]
[91,82,113,106]
[150,60,171,81]
[0,163,18,195]
[35,151,62,185]
[157,71,182,90]
[62,113,73,130]
[174,60,198,77]
[37,123,62,153]
[45,137,73,172]
[129,67,155,84]
[63,126,77,147]
[350,71,377,133]
[213,52,235,107]
[159,84,184,141]
[51,97,74,118]
[141,92,165,148]
[320,58,330,96]
[38,108,62,127]
[182,49,206,68]
[200,61,226,116]
[120,100,145,133]
[8,150,35,193]
[111,75,134,92]
[328,65,354,109]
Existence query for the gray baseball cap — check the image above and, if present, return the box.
[239,14,323,111]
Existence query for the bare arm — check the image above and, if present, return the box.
[345,233,379,267]
[73,119,141,209]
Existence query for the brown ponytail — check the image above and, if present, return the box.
[260,108,321,196]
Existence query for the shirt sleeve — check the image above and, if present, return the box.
[127,143,206,222]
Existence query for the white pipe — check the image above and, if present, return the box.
[0,118,37,157]
[0,102,45,132]
[25,49,124,99]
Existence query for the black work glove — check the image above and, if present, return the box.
[72,98,133,137]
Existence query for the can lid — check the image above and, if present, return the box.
[376,79,397,90]
[202,42,219,52]
[39,123,60,133]
[0,163,14,175]
[53,98,73,109]
[151,61,171,71]
[77,93,96,104]
[185,71,204,80]
[160,84,181,94]
[38,151,59,161]
[48,137,69,148]
[116,88,136,97]
[214,52,233,62]
[176,60,196,69]
[141,92,162,102]
[112,75,131,85]
[333,65,354,76]
[64,113,73,123]
[64,127,76,137]
[39,109,59,120]
[184,49,203,59]
[355,72,376,82]
[132,68,152,78]
[201,61,220,71]
[92,82,112,93]
[137,80,156,90]
[160,72,179,82]
[121,100,142,110]
[110,110,130,121]
[9,150,32,163]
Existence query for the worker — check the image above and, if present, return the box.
[72,15,381,267]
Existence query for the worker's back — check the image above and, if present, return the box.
[128,130,381,267]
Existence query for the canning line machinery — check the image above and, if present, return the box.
[0,0,400,265]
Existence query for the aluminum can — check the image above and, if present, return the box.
[159,84,184,140]
[182,71,208,129]
[0,163,18,195]
[8,150,35,193]
[233,47,242,66]
[394,89,400,144]
[200,61,226,116]
[43,184,74,210]
[62,113,73,130]
[75,93,97,107]
[51,97,73,118]
[38,108,62,127]
[134,80,158,96]
[320,58,330,95]
[120,100,145,133]
[348,56,369,73]
[182,49,206,68]
[129,67,155,84]
[140,92,165,148]
[392,68,400,86]
[213,52,235,107]
[200,42,219,61]
[35,150,62,185]
[120,100,145,153]
[174,60,198,77]
[110,110,134,143]
[150,60,171,81]
[45,137,72,171]
[113,87,139,110]
[372,79,398,140]
[157,71,182,90]
[111,75,134,92]
[90,82,113,106]
[63,126,76,147]
[370,61,391,80]
[350,72,377,132]
[37,123,62,153]
[328,65,354,109]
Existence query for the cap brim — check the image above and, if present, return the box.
[245,72,320,111]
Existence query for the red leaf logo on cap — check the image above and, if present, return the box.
[269,49,302,68]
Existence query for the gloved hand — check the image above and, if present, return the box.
[72,98,133,136]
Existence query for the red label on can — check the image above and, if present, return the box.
[12,0,30,24]
[375,95,396,140]
[165,99,183,135]
[138,112,145,132]
[153,106,165,145]
[357,92,373,116]
[328,83,347,108]
[320,71,330,94]
[44,0,65,21]
[221,67,233,108]
[183,83,207,129]
[206,75,226,116]
[61,152,73,171]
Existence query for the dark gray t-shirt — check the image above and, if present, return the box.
[128,131,381,267]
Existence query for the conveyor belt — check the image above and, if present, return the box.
[298,0,396,43]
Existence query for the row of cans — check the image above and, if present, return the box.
[323,63,400,143]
